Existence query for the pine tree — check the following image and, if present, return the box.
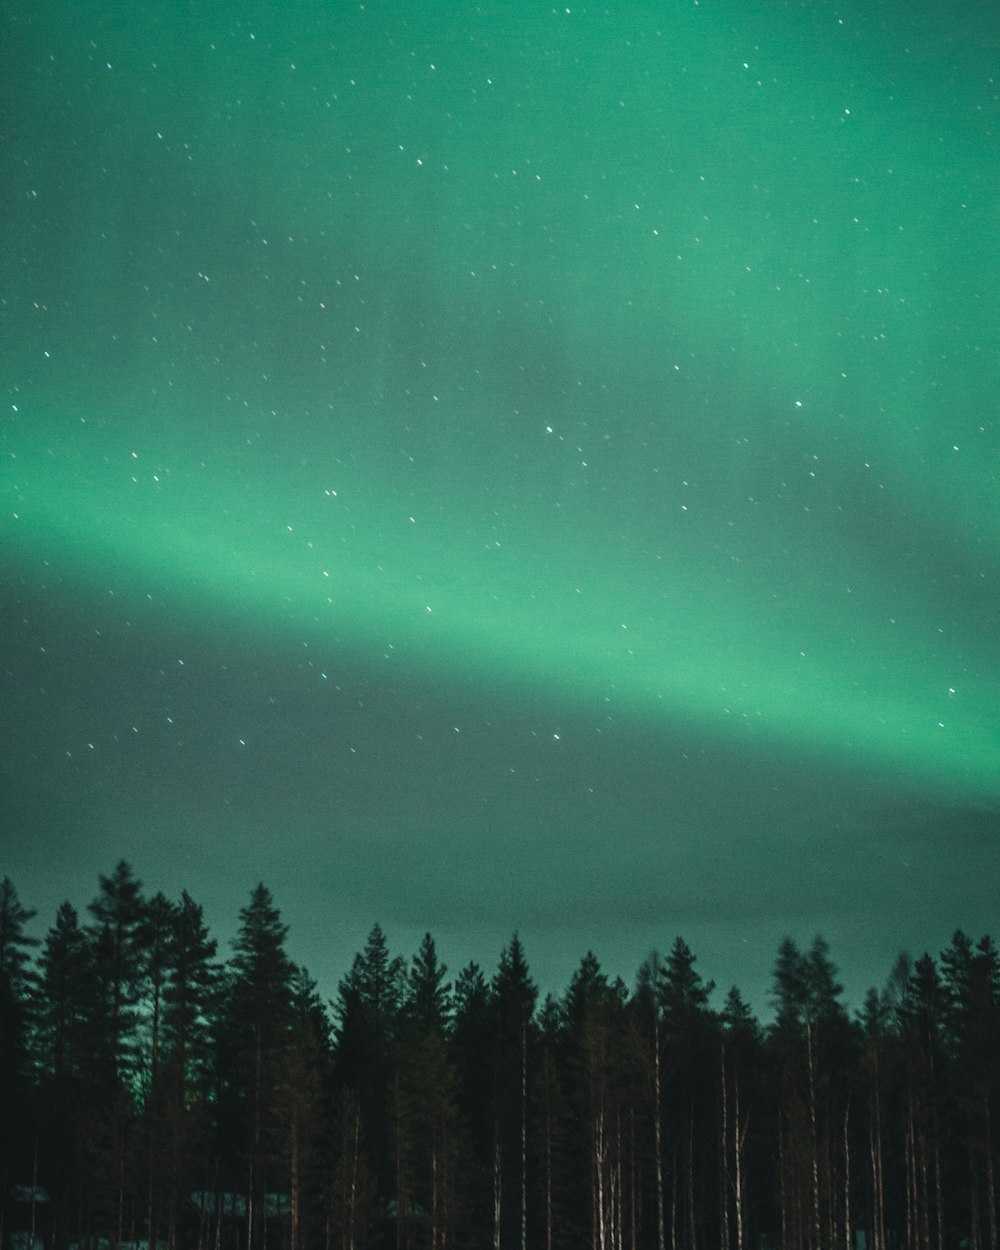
[84,862,147,1250]
[332,924,406,1240]
[532,994,570,1250]
[224,883,297,1250]
[137,892,177,1250]
[659,937,715,1250]
[86,860,146,1090]
[941,932,999,1249]
[449,963,493,1244]
[562,952,627,1250]
[274,968,330,1250]
[489,936,537,1250]
[0,878,39,1250]
[719,987,761,1250]
[395,934,460,1249]
[633,953,667,1250]
[160,890,218,1250]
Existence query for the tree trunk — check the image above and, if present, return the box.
[843,1100,851,1250]
[290,1113,300,1250]
[686,1110,697,1250]
[545,1088,553,1250]
[985,1097,998,1250]
[630,1105,638,1250]
[595,1107,607,1250]
[521,1023,528,1250]
[653,1013,665,1250]
[733,1074,746,1250]
[492,1128,501,1250]
[720,1038,730,1250]
[807,1025,821,1250]
[778,1121,788,1250]
[868,1054,886,1250]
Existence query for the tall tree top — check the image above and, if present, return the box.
[771,936,805,1025]
[491,932,538,1025]
[0,877,38,987]
[336,922,405,1025]
[661,935,714,1017]
[233,882,289,955]
[407,931,451,1034]
[771,934,845,1031]
[88,860,144,930]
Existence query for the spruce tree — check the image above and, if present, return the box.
[0,878,39,1248]
[224,883,297,1250]
[489,936,537,1250]
[332,923,405,1239]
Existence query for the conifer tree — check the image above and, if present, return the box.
[0,878,38,1250]
[532,994,570,1250]
[275,968,330,1250]
[160,890,218,1250]
[562,952,627,1250]
[489,936,537,1250]
[660,937,715,1250]
[396,934,460,1249]
[224,883,297,1250]
[86,860,146,1090]
[719,987,761,1250]
[449,962,493,1242]
[332,923,406,1238]
[85,861,147,1250]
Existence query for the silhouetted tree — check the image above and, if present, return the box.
[332,924,405,1245]
[222,883,297,1250]
[0,878,38,1250]
[7,864,1000,1250]
[396,933,460,1249]
[449,962,493,1244]
[489,936,537,1250]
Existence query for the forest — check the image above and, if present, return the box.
[0,865,997,1250]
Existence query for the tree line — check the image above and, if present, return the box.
[0,865,997,1250]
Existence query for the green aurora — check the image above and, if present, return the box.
[2,0,998,1000]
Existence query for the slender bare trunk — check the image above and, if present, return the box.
[492,1127,501,1250]
[545,1085,553,1250]
[653,1011,665,1250]
[986,1098,998,1250]
[30,1137,39,1250]
[290,1113,300,1250]
[733,1076,746,1250]
[595,1107,606,1250]
[686,1110,697,1250]
[720,1038,730,1250]
[521,1023,528,1250]
[778,1121,788,1250]
[843,1100,851,1250]
[919,1120,931,1250]
[430,1145,438,1250]
[869,1053,886,1250]
[971,1138,983,1250]
[116,1126,126,1250]
[347,1096,360,1250]
[904,1103,915,1250]
[807,1025,821,1250]
[630,1105,638,1250]
[669,1144,677,1250]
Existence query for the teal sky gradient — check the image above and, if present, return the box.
[2,0,997,1006]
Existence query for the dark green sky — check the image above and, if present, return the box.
[2,0,997,1011]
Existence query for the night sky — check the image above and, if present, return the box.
[2,0,998,1013]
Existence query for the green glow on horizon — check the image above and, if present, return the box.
[5,387,998,801]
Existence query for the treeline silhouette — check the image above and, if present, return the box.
[1,865,998,1250]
